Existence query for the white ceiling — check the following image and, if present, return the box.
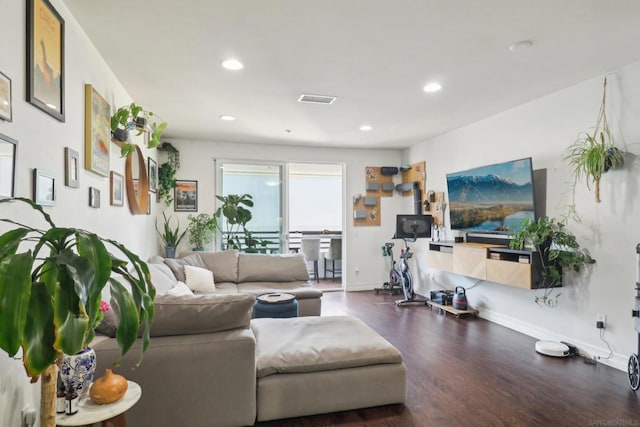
[64,0,640,149]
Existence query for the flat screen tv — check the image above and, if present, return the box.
[395,214,432,240]
[446,157,536,233]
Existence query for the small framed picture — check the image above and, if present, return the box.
[33,169,56,206]
[89,187,100,208]
[64,147,79,188]
[174,180,198,212]
[148,157,157,193]
[0,134,18,198]
[110,171,124,206]
[0,71,12,122]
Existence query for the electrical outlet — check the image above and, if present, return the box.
[22,406,36,427]
[596,314,606,329]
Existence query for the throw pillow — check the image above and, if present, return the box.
[148,263,178,293]
[184,265,216,293]
[164,281,194,297]
[163,254,208,282]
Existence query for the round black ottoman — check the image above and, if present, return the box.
[253,293,299,318]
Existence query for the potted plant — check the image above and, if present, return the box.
[157,142,180,207]
[187,213,217,251]
[111,102,168,157]
[564,77,625,204]
[213,194,254,250]
[0,198,155,427]
[243,228,270,253]
[510,217,595,307]
[156,212,187,258]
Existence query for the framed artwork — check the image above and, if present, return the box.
[26,0,65,122]
[110,171,124,206]
[84,84,110,176]
[33,169,56,206]
[148,157,157,193]
[89,187,100,208]
[64,147,79,188]
[0,71,12,122]
[174,180,198,212]
[0,134,18,198]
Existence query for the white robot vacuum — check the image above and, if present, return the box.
[535,340,571,357]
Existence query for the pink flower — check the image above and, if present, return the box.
[100,301,110,313]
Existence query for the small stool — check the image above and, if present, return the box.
[253,293,299,318]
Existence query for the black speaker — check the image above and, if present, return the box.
[380,167,399,176]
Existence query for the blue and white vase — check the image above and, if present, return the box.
[61,347,97,399]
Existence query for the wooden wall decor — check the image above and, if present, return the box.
[365,166,394,197]
[400,161,426,197]
[424,190,446,226]
[353,195,381,226]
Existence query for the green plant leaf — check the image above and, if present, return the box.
[0,252,33,356]
[110,278,140,357]
[22,282,57,377]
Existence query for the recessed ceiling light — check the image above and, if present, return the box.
[360,125,372,131]
[423,82,442,93]
[221,59,244,70]
[219,115,235,121]
[509,40,533,52]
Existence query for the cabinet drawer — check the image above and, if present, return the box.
[453,245,487,279]
[486,259,531,289]
[427,251,453,272]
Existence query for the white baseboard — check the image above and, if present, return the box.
[480,308,628,372]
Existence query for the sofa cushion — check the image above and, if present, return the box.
[182,250,239,283]
[184,265,216,293]
[164,281,194,297]
[150,294,256,337]
[251,315,403,378]
[148,262,178,293]
[237,253,309,283]
[163,254,208,282]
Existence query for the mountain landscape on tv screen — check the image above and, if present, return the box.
[447,173,534,231]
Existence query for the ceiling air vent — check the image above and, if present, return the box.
[298,94,337,104]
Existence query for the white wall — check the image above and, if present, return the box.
[406,61,640,371]
[164,139,404,291]
[0,0,159,424]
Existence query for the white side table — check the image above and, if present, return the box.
[56,381,141,427]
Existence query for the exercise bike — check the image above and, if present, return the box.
[393,214,431,306]
[374,242,403,295]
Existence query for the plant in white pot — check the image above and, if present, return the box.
[0,198,155,427]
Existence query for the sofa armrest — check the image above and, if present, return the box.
[93,329,256,426]
[150,293,256,337]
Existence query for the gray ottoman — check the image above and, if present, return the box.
[251,315,406,421]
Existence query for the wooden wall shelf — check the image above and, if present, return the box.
[426,241,555,290]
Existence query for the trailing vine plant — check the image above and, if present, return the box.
[510,217,595,307]
[157,142,180,207]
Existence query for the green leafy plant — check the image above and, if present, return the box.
[157,143,180,207]
[564,77,625,205]
[0,198,155,427]
[156,212,187,250]
[510,217,595,307]
[213,194,254,250]
[187,213,217,249]
[111,103,168,157]
[243,228,270,253]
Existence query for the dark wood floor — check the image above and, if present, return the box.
[256,291,639,427]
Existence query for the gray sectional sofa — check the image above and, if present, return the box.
[92,251,406,426]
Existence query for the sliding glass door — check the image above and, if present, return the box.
[216,161,285,253]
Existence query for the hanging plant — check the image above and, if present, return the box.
[111,103,168,157]
[157,142,180,207]
[564,77,625,204]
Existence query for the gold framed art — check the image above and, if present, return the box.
[84,84,110,176]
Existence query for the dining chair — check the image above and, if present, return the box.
[301,238,321,282]
[324,238,342,281]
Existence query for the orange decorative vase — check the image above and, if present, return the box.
[89,369,128,404]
